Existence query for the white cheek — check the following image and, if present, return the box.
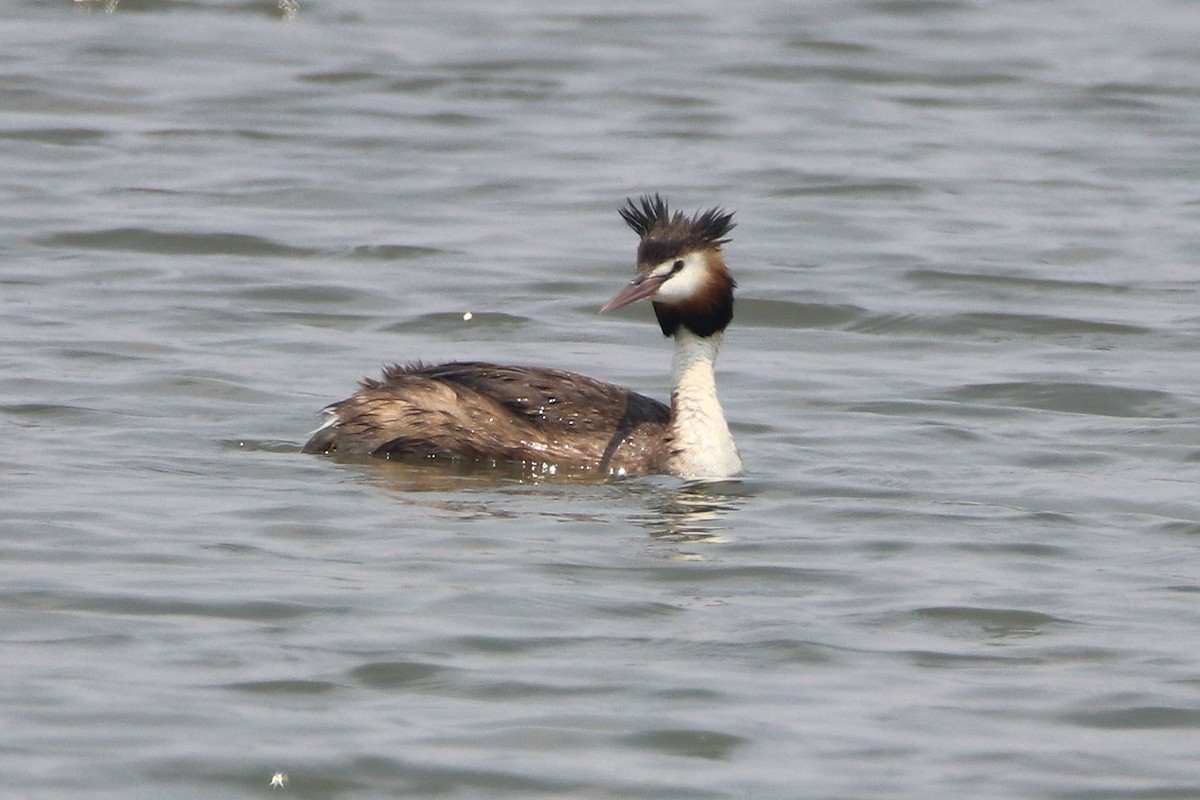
[652,252,708,303]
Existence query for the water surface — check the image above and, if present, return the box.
[4,1,1200,797]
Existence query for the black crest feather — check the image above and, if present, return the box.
[620,194,735,265]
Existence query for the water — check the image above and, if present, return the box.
[4,0,1200,797]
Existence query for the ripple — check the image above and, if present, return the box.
[848,399,1013,420]
[298,69,391,86]
[347,243,447,260]
[0,590,330,621]
[953,312,1150,336]
[1,402,106,423]
[1153,520,1200,537]
[0,126,109,145]
[756,638,839,666]
[468,680,619,701]
[848,311,1150,337]
[37,227,316,257]
[348,660,449,689]
[1064,706,1200,730]
[945,381,1185,418]
[905,268,1131,294]
[912,606,1072,636]
[772,180,927,198]
[736,298,865,329]
[542,561,847,588]
[620,728,748,761]
[225,679,339,695]
[956,540,1074,558]
[237,283,371,305]
[448,634,562,655]
[906,650,1035,668]
[594,600,684,619]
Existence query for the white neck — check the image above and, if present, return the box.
[666,328,742,479]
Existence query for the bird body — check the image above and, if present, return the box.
[304,195,742,479]
[303,360,673,476]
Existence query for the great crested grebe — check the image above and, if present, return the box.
[303,194,742,479]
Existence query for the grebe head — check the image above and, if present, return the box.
[599,194,737,338]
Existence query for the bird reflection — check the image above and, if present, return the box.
[319,454,751,544]
[629,479,749,544]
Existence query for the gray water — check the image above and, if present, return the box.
[4,1,1200,797]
